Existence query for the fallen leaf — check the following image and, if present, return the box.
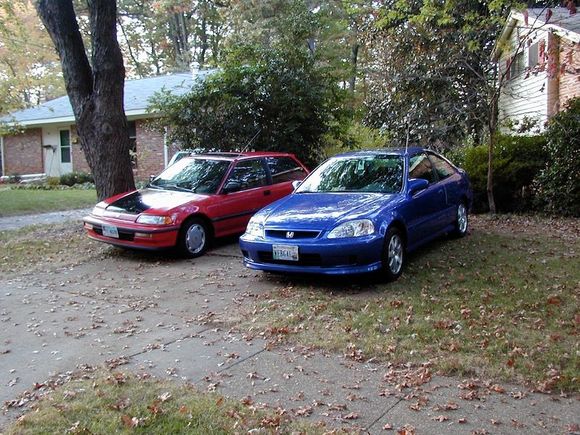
[121,415,140,428]
[158,392,172,402]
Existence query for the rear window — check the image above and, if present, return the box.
[266,157,307,183]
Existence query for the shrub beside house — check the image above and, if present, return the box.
[0,71,212,181]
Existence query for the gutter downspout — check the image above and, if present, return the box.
[163,127,169,168]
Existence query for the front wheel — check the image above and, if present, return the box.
[382,227,405,281]
[178,218,211,258]
[452,203,468,238]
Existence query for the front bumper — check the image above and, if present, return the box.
[83,215,180,250]
[239,233,384,275]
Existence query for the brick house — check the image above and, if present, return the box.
[493,7,580,132]
[0,71,212,180]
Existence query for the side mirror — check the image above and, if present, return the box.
[291,180,302,190]
[222,180,242,194]
[408,178,429,195]
[149,175,156,183]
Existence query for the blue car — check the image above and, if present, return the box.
[239,148,472,280]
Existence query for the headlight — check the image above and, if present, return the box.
[136,215,173,225]
[91,205,105,217]
[327,219,375,239]
[246,216,265,238]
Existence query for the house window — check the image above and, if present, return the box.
[529,42,539,68]
[509,52,525,79]
[60,130,71,163]
[128,121,137,167]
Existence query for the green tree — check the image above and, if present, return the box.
[150,43,339,166]
[116,0,227,76]
[0,0,63,115]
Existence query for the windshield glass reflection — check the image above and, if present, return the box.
[150,158,230,194]
[296,155,403,194]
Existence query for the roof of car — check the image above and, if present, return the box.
[334,147,425,158]
[187,151,296,160]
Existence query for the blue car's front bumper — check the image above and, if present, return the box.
[239,234,384,275]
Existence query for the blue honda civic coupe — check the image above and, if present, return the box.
[239,148,472,280]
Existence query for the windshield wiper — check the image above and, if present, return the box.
[161,184,192,193]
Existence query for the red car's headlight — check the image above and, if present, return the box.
[136,215,174,225]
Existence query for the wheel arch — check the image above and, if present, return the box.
[179,213,215,239]
[386,219,408,248]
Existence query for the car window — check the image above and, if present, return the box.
[296,155,403,194]
[428,153,456,180]
[266,157,307,183]
[226,159,268,190]
[150,158,230,194]
[409,153,437,184]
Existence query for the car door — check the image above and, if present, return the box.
[210,158,272,235]
[405,152,447,245]
[427,152,461,225]
[265,156,309,200]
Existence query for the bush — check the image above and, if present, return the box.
[322,122,388,158]
[59,172,94,187]
[453,135,547,213]
[534,97,580,216]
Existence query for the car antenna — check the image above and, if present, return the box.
[405,121,410,153]
[240,128,262,152]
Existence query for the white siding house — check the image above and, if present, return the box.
[493,8,580,133]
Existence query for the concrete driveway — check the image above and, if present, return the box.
[1,220,578,433]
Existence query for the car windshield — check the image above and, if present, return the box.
[150,158,230,194]
[296,155,403,194]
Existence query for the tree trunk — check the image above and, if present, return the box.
[486,99,498,214]
[349,43,359,93]
[36,0,135,201]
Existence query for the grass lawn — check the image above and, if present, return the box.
[5,371,319,434]
[0,187,97,217]
[237,215,579,392]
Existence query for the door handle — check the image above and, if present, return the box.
[264,190,271,196]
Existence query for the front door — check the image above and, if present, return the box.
[210,158,272,235]
[59,130,72,174]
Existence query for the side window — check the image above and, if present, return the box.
[60,130,71,163]
[409,153,437,184]
[226,159,268,190]
[266,157,307,183]
[428,153,456,181]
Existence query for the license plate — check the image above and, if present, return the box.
[102,225,119,238]
[273,244,299,261]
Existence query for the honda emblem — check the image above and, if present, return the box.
[286,231,295,239]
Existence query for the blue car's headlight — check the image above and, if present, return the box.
[246,216,265,238]
[327,219,375,239]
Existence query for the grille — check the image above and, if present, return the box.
[265,230,320,239]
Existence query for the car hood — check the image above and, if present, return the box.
[105,188,207,214]
[262,192,394,230]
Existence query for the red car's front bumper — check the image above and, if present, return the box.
[83,215,180,251]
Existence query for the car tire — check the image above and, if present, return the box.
[452,203,468,238]
[382,227,405,281]
[178,218,211,258]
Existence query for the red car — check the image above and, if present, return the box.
[83,152,309,257]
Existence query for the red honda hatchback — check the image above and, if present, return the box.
[83,152,308,257]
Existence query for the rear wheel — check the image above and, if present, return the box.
[382,227,405,281]
[452,203,468,238]
[178,218,211,258]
